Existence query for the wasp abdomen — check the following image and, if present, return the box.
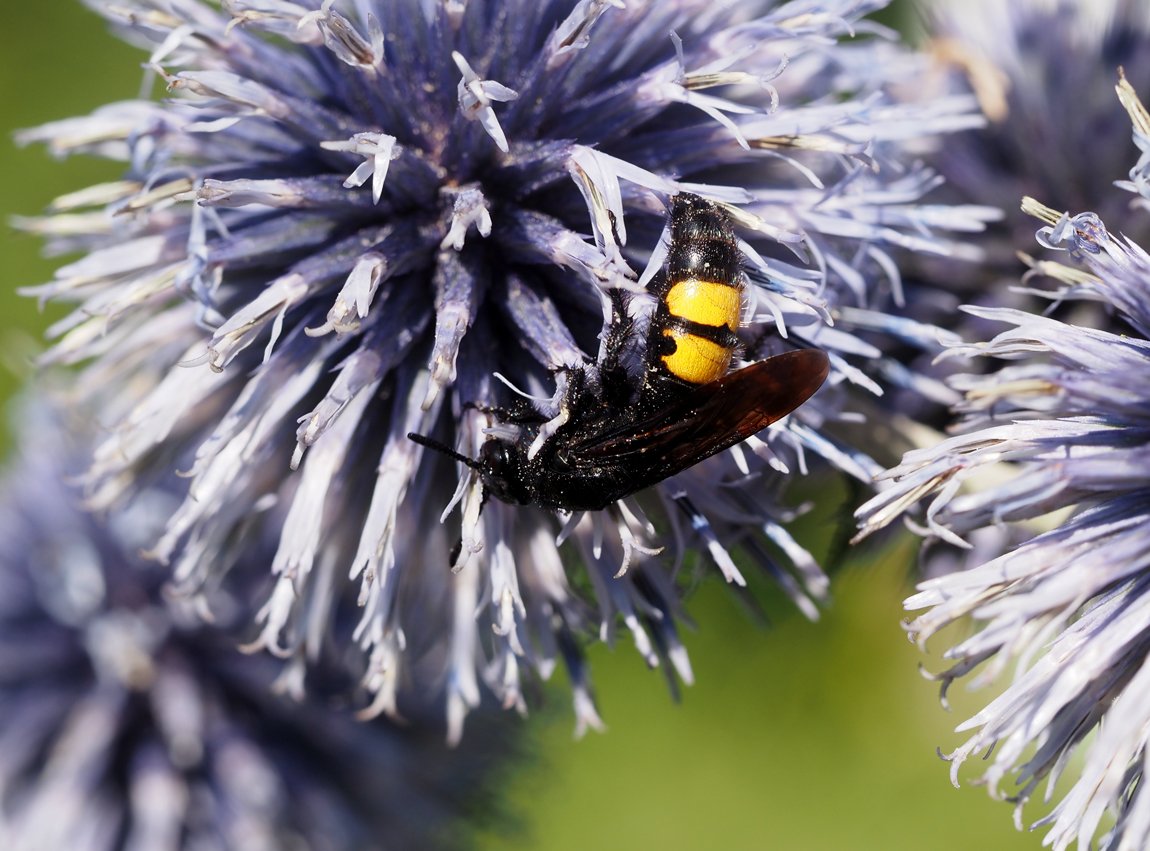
[651,194,744,386]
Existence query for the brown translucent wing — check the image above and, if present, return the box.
[576,349,830,478]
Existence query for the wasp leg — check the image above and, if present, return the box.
[599,288,634,372]
[593,288,648,410]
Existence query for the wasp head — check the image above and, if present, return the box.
[477,439,533,505]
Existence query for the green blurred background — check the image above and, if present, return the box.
[0,3,1042,849]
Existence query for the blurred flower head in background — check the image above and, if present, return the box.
[16,0,990,739]
[920,0,1150,271]
[855,73,1150,850]
[846,0,1150,436]
[0,399,511,851]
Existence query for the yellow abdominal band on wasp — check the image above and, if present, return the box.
[660,277,742,385]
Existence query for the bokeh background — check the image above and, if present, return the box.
[0,3,1046,849]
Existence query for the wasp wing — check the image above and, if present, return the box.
[573,349,829,481]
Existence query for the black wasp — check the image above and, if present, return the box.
[409,193,830,511]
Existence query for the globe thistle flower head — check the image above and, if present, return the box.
[840,0,1150,435]
[20,0,988,738]
[920,0,1150,268]
[853,81,1150,850]
[0,401,511,851]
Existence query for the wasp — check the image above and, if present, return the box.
[409,193,829,511]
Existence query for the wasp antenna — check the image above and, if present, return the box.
[406,432,481,470]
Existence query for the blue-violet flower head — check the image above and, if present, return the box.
[854,76,1150,850]
[19,0,987,739]
[921,0,1150,272]
[0,400,512,851]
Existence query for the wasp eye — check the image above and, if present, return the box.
[478,439,530,505]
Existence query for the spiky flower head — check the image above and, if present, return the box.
[20,0,986,738]
[920,0,1150,270]
[0,399,510,851]
[838,0,1150,434]
[854,77,1150,849]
